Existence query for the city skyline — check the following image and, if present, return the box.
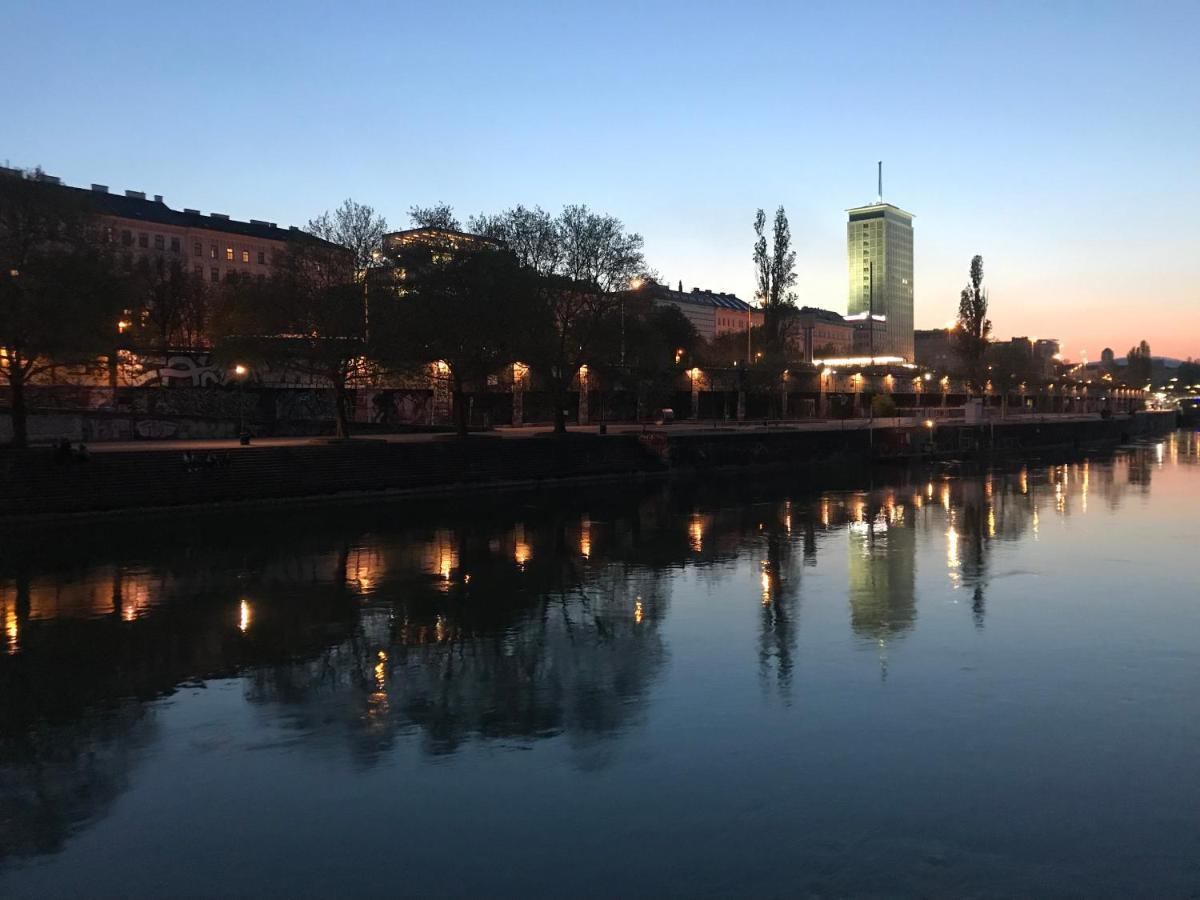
[4,1,1198,358]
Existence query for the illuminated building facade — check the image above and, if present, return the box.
[646,284,762,343]
[0,168,326,287]
[847,202,915,361]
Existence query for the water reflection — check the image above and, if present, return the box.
[0,430,1196,876]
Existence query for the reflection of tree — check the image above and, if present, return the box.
[243,523,672,767]
[758,506,802,702]
[0,702,154,863]
[956,498,990,629]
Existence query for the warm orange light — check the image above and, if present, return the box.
[234,364,247,376]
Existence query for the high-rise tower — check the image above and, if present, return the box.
[847,164,914,360]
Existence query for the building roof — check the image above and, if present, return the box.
[651,285,756,312]
[846,201,915,220]
[1,168,340,248]
[384,226,499,246]
[797,306,850,325]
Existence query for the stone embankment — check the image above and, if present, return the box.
[0,413,1177,520]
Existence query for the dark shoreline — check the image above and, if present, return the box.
[0,413,1179,524]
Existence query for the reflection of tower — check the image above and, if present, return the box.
[847,505,917,645]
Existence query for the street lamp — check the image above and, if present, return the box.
[234,364,249,445]
[623,277,645,368]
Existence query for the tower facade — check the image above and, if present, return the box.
[846,202,914,360]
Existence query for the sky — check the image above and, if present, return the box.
[5,0,1198,360]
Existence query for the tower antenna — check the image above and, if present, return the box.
[877,161,883,204]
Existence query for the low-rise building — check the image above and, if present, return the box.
[1,169,325,285]
[794,307,854,361]
[915,327,957,372]
[647,284,762,343]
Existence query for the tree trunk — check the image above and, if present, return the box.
[333,377,350,439]
[8,359,29,449]
[452,370,469,438]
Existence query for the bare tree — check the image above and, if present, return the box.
[307,199,388,275]
[471,205,645,433]
[408,203,461,231]
[213,238,362,438]
[130,255,211,348]
[0,169,125,447]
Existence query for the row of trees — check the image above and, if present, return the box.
[235,199,696,437]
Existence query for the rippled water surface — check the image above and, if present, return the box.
[2,433,1199,897]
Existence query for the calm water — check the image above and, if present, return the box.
[2,433,1199,897]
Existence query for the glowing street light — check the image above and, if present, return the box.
[233,364,250,444]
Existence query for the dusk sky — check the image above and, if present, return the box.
[6,0,1198,359]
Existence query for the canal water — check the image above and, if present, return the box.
[2,433,1198,897]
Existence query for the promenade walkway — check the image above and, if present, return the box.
[85,412,1110,453]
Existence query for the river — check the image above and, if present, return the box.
[2,432,1198,897]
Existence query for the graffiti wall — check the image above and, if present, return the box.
[357,390,433,426]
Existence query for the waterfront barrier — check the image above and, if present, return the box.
[0,412,1177,519]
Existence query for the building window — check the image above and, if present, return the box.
[170,237,181,253]
[122,230,132,246]
[210,244,218,259]
[193,241,202,257]
[138,233,148,248]
[154,234,164,251]
[257,251,266,265]
[193,265,203,277]
[211,267,220,283]
[226,246,234,261]
[241,249,249,263]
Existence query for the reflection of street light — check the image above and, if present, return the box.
[234,365,249,444]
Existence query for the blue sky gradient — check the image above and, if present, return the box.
[5,0,1198,357]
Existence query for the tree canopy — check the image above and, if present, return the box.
[0,170,126,446]
[956,254,992,393]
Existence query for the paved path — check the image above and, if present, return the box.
[82,413,1111,454]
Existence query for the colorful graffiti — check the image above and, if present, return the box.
[364,390,433,426]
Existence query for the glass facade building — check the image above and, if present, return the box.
[847,203,915,361]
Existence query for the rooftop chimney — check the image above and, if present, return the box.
[210,212,230,220]
[183,208,200,215]
[153,194,163,203]
[37,174,61,185]
[91,184,108,193]
[125,190,145,199]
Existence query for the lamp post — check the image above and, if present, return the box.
[624,277,644,369]
[234,364,249,445]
